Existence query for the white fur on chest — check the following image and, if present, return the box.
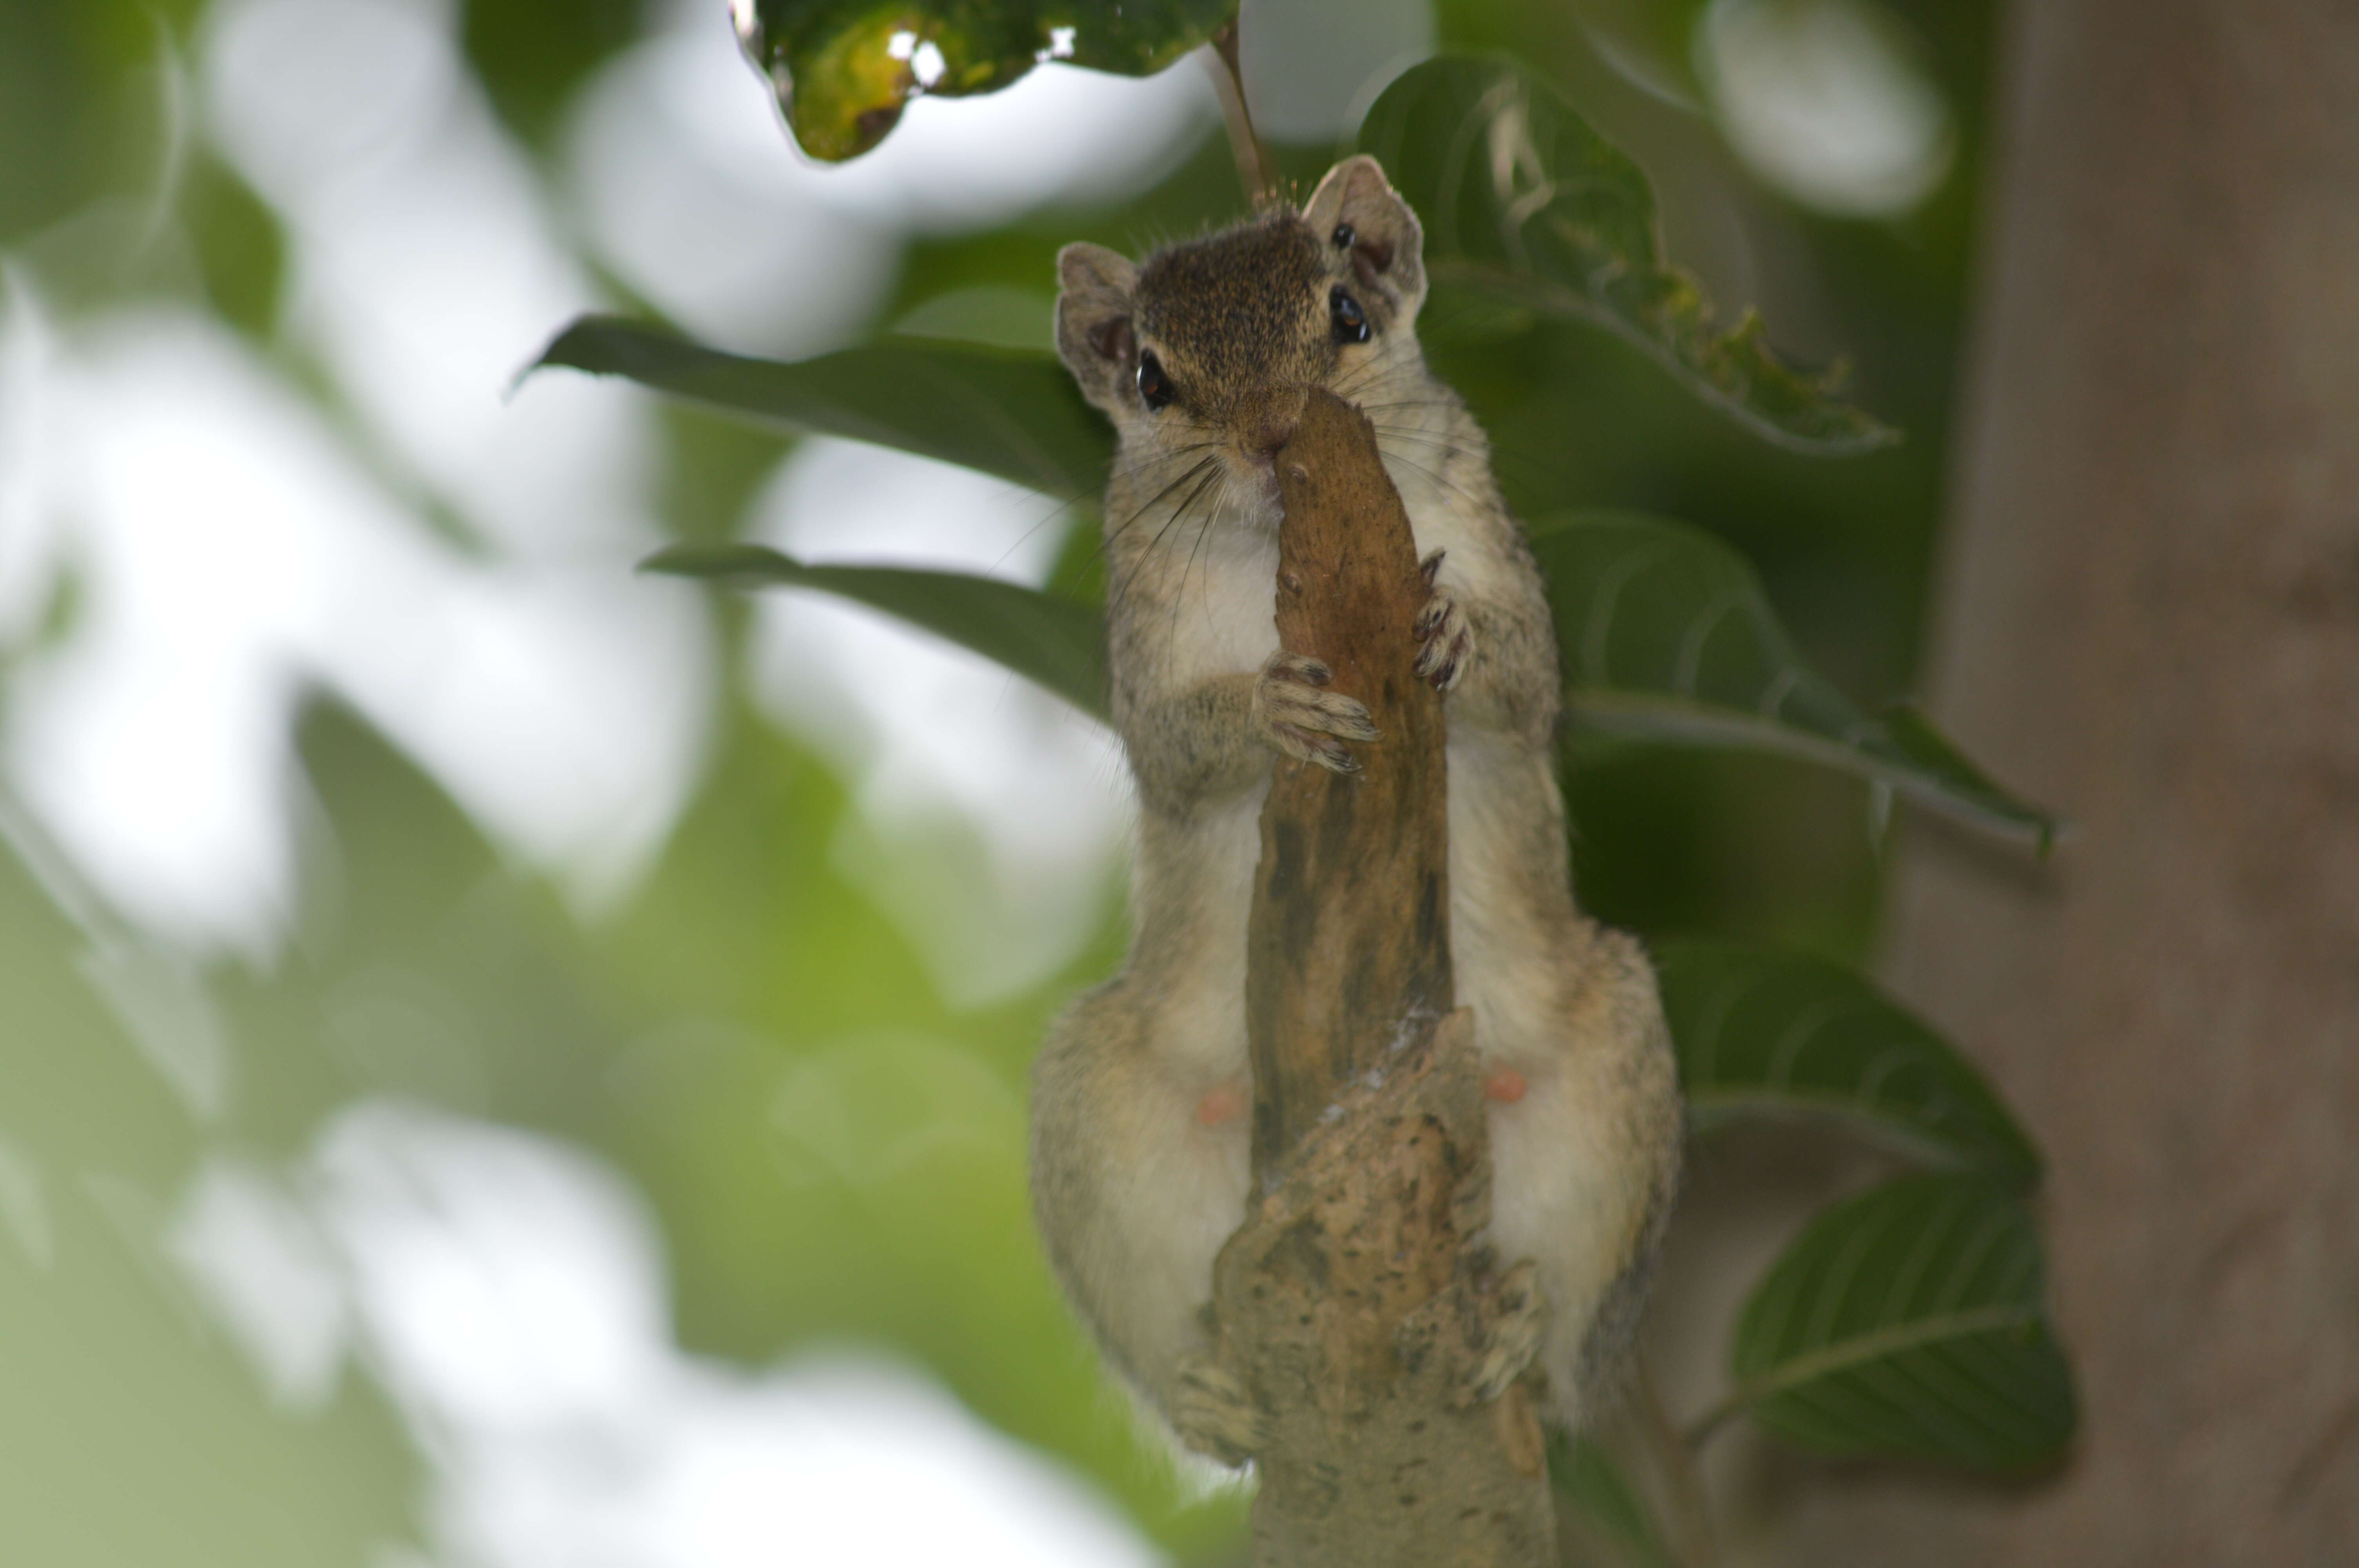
[1153,486,1480,690]
[1160,528,1281,688]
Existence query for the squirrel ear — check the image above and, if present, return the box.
[1303,155,1426,315]
[1056,243,1139,412]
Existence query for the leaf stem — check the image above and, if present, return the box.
[1634,1361,1720,1568]
[1681,1388,1748,1455]
[1201,18,1274,207]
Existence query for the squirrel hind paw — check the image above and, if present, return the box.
[1458,1258,1550,1409]
[1171,1351,1271,1466]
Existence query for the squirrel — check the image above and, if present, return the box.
[1029,155,1682,1463]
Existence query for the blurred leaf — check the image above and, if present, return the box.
[536,316,1111,500]
[463,0,641,144]
[0,791,423,1568]
[1550,1432,1673,1568]
[1869,703,2055,842]
[0,3,105,243]
[642,543,1107,719]
[1359,55,1897,455]
[1417,279,1539,348]
[185,154,283,338]
[1533,510,2056,846]
[1655,940,2039,1181]
[1567,0,1711,108]
[732,0,1231,161]
[1730,1173,2076,1470]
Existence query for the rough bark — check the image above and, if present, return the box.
[1784,1,2359,1561]
[1209,388,1556,1565]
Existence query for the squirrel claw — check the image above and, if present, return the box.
[1413,587,1473,693]
[1274,723,1359,773]
[1257,650,1378,768]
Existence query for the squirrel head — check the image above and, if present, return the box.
[1055,156,1428,502]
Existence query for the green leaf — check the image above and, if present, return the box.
[638,509,2060,851]
[1730,1173,2077,1470]
[535,316,1112,501]
[1532,509,2057,847]
[560,327,2037,847]
[1655,940,2039,1182]
[1550,1433,1674,1568]
[1359,56,1897,455]
[642,543,1107,719]
[731,0,1231,162]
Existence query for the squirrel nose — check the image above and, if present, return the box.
[1243,386,1309,460]
[1250,412,1295,457]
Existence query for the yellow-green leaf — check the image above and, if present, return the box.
[732,0,1232,162]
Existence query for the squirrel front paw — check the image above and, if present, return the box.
[1254,650,1380,773]
[1171,1349,1272,1465]
[1414,549,1475,692]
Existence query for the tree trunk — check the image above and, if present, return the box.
[1788,0,2359,1560]
[1210,388,1556,1566]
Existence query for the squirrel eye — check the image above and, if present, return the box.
[1330,287,1370,345]
[1331,222,1354,249]
[1136,351,1173,412]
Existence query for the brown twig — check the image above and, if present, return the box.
[1206,390,1556,1565]
[1201,18,1275,207]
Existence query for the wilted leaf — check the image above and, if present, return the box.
[536,316,1111,500]
[642,543,1107,719]
[1730,1173,2076,1470]
[731,0,1231,161]
[1534,510,2056,846]
[1655,940,2039,1181]
[1360,56,1896,454]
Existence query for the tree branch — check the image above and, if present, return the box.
[1209,389,1556,1564]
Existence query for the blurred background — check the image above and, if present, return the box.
[0,0,2001,1561]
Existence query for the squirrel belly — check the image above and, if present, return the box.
[1028,154,1682,1457]
[1031,729,1677,1437]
